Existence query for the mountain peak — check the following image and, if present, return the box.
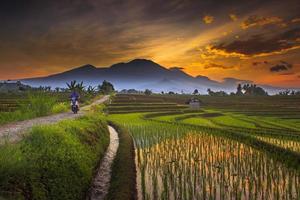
[76,64,96,70]
[52,64,97,77]
[129,58,162,64]
[169,67,184,71]
[196,75,209,79]
[110,58,166,71]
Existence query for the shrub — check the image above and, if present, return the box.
[51,102,69,114]
[20,92,57,117]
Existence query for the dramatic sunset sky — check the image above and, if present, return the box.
[0,0,299,87]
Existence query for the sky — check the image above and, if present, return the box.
[0,0,300,87]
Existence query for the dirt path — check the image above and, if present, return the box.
[0,95,109,143]
[87,125,119,200]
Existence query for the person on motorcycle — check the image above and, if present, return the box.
[70,90,80,111]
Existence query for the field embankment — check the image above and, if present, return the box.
[0,115,109,200]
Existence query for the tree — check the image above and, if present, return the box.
[236,84,243,95]
[280,90,290,96]
[207,88,228,96]
[66,80,77,91]
[66,80,85,93]
[168,91,175,95]
[193,89,199,95]
[144,89,152,95]
[98,80,114,94]
[75,81,85,92]
[207,88,213,96]
[242,84,268,96]
[86,86,96,95]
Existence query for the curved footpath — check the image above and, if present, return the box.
[0,95,109,143]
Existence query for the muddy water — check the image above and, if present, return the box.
[87,126,119,200]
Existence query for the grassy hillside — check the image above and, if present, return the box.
[0,114,109,200]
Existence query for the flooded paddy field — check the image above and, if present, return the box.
[108,94,300,200]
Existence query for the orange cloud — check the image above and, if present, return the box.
[204,62,235,70]
[203,15,214,24]
[291,18,300,23]
[203,44,300,60]
[229,14,238,21]
[200,45,246,60]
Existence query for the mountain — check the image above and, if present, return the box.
[19,59,287,94]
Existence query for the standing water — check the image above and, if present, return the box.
[87,126,119,200]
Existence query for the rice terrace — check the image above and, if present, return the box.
[1,86,300,200]
[1,0,300,199]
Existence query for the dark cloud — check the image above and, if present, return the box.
[212,28,300,56]
[170,67,185,70]
[204,63,234,69]
[270,61,293,72]
[241,15,284,29]
[0,0,300,84]
[222,77,253,84]
[252,61,269,66]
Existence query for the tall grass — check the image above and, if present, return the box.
[0,115,109,200]
[0,92,68,125]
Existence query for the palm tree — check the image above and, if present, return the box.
[66,80,85,94]
[75,81,85,92]
[86,85,96,95]
[66,80,77,91]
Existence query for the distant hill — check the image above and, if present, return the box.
[0,81,31,92]
[19,59,285,94]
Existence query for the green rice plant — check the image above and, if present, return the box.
[108,112,300,200]
[256,136,300,153]
[136,129,299,199]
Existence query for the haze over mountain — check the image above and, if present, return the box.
[19,59,288,94]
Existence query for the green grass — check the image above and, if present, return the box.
[0,93,69,125]
[109,112,300,171]
[105,122,137,200]
[107,94,300,198]
[210,115,256,129]
[0,114,109,200]
[181,117,219,128]
[51,102,69,114]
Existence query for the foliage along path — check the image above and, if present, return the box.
[0,95,110,143]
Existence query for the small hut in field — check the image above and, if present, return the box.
[187,97,201,110]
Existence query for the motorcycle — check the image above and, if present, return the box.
[71,97,79,114]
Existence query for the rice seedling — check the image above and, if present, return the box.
[133,128,300,200]
[108,112,300,200]
[108,94,300,200]
[255,136,300,153]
